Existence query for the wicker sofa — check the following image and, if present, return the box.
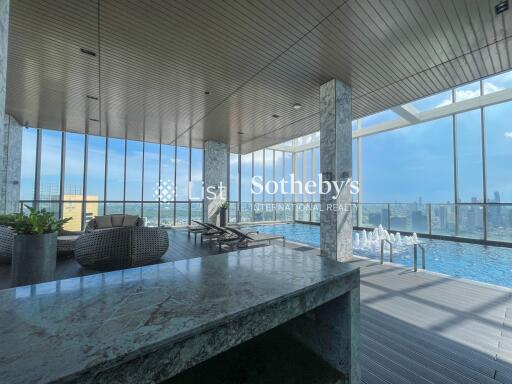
[0,226,14,264]
[74,226,169,271]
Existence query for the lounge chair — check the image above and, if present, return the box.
[186,221,210,243]
[199,223,234,246]
[218,227,285,251]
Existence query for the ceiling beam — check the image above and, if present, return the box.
[390,105,420,124]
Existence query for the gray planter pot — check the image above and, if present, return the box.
[11,232,57,287]
[219,208,227,227]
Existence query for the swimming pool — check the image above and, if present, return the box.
[243,223,512,288]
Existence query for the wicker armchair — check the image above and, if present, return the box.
[0,226,14,264]
[74,227,169,271]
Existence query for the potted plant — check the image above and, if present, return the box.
[218,201,229,227]
[0,206,70,287]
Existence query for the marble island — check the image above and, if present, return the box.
[0,246,360,384]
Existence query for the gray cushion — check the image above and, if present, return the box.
[95,215,112,229]
[110,214,125,227]
[122,215,139,227]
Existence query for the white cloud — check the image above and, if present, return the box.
[483,82,504,94]
[454,89,480,102]
[435,98,452,108]
[505,132,512,139]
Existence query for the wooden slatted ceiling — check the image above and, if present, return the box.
[5,0,512,153]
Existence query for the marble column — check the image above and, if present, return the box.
[203,140,228,224]
[0,0,21,215]
[0,0,7,126]
[320,79,353,261]
[0,115,22,214]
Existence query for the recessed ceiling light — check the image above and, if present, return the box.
[80,48,96,57]
[272,114,280,118]
[292,103,302,110]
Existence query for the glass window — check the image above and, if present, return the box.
[175,146,189,201]
[20,128,37,201]
[160,144,176,203]
[105,202,123,215]
[39,130,62,201]
[274,151,283,203]
[106,138,125,201]
[160,202,174,227]
[143,142,160,201]
[483,70,512,95]
[264,149,273,202]
[125,202,142,217]
[284,152,293,202]
[304,150,312,202]
[485,101,512,242]
[313,148,320,202]
[352,139,358,203]
[84,201,103,226]
[62,201,83,231]
[63,133,85,200]
[86,135,105,201]
[456,110,483,203]
[190,147,203,201]
[240,153,252,221]
[406,90,452,112]
[455,81,480,102]
[362,117,454,204]
[142,203,158,226]
[229,153,239,202]
[125,140,143,201]
[191,202,203,222]
[485,101,512,203]
[295,152,303,202]
[361,110,401,128]
[253,150,263,202]
[175,202,189,225]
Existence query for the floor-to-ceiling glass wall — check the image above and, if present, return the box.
[19,131,204,229]
[225,69,512,245]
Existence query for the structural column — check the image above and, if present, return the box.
[0,0,22,215]
[203,140,228,224]
[320,79,352,261]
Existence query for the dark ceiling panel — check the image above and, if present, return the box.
[5,0,512,154]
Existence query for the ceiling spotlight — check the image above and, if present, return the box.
[80,48,96,57]
[292,103,302,110]
[272,114,280,118]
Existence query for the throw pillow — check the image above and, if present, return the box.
[95,215,112,229]
[122,215,139,227]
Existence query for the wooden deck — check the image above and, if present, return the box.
[1,229,512,383]
[138,231,512,384]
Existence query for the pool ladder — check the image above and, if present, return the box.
[380,239,393,264]
[380,240,426,272]
[413,243,426,272]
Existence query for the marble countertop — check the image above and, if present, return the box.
[0,246,358,384]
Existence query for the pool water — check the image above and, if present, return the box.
[244,223,512,288]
